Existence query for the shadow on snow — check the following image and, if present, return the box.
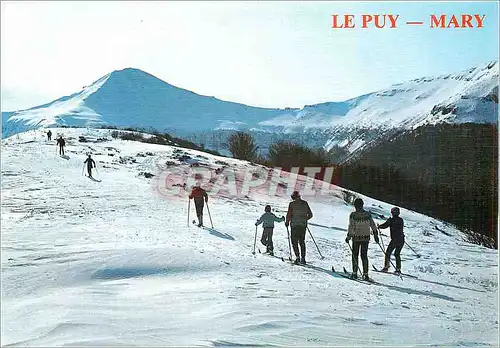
[204,227,235,241]
[412,277,487,293]
[300,264,462,303]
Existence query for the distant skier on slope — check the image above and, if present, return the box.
[255,205,285,256]
[47,130,52,141]
[345,198,379,281]
[189,183,208,227]
[377,207,405,273]
[84,154,96,178]
[285,191,313,265]
[56,136,66,155]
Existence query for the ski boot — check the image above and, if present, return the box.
[300,257,306,265]
[381,267,389,272]
[350,273,358,280]
[362,273,370,281]
[294,257,300,265]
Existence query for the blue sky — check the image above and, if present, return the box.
[1,1,498,110]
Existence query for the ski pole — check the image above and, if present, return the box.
[375,240,403,280]
[306,226,325,259]
[252,225,258,255]
[378,229,385,250]
[285,225,293,261]
[346,241,363,276]
[187,199,191,227]
[405,240,421,258]
[206,201,214,228]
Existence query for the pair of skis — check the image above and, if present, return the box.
[331,265,416,284]
[371,265,417,279]
[258,249,285,262]
[331,266,377,284]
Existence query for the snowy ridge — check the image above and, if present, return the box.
[1,128,498,346]
[323,61,498,153]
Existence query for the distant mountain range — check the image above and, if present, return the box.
[2,61,498,158]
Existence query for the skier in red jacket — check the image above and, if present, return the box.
[189,184,208,227]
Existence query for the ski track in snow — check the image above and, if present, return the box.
[1,128,498,346]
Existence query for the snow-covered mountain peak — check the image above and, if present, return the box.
[101,67,182,91]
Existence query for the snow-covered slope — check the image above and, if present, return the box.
[2,62,498,158]
[1,128,498,346]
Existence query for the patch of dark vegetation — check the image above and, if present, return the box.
[104,125,223,157]
[118,156,137,164]
[139,172,155,179]
[339,123,498,249]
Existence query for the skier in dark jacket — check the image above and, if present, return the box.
[47,130,52,141]
[378,207,405,273]
[255,205,285,256]
[84,155,96,178]
[189,184,208,227]
[56,136,66,155]
[285,191,313,264]
[345,198,379,280]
